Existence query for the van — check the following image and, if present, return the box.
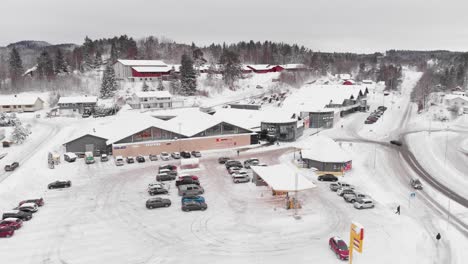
[64,152,77,162]
[178,184,204,196]
[85,151,95,164]
[115,156,124,166]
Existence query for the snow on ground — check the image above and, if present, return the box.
[462,138,468,154]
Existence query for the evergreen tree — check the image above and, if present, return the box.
[54,49,68,74]
[94,50,103,69]
[169,70,180,94]
[142,81,149,92]
[8,47,24,87]
[110,42,119,63]
[220,50,242,89]
[36,51,55,80]
[11,122,29,144]
[100,63,118,98]
[157,78,164,91]
[179,54,197,95]
[192,48,206,73]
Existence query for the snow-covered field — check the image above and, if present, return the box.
[0,68,467,263]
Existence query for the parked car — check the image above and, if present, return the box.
[337,188,355,197]
[160,152,171,161]
[178,184,204,196]
[329,236,349,260]
[0,218,22,230]
[232,171,249,178]
[146,197,171,209]
[126,156,135,164]
[353,198,375,209]
[390,140,403,146]
[15,203,38,213]
[329,183,341,192]
[147,182,166,190]
[156,173,177,182]
[48,180,72,189]
[337,182,354,190]
[148,186,169,196]
[378,106,388,111]
[4,162,19,172]
[115,156,124,166]
[180,151,191,159]
[233,174,250,183]
[178,175,199,181]
[243,158,259,169]
[85,151,95,164]
[225,160,243,169]
[64,152,77,162]
[0,226,15,238]
[228,166,243,174]
[19,198,44,207]
[344,193,367,203]
[181,196,205,204]
[159,164,177,171]
[149,154,158,161]
[191,151,202,158]
[2,210,32,221]
[410,179,423,190]
[175,177,200,187]
[181,201,207,212]
[218,157,231,164]
[317,174,338,182]
[158,169,178,177]
[364,119,376,124]
[100,154,109,162]
[171,152,181,159]
[136,156,146,163]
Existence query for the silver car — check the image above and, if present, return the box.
[353,198,375,209]
[343,193,367,203]
[232,174,250,183]
[329,183,340,192]
[178,184,204,196]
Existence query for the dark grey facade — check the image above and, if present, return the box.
[228,104,262,110]
[64,134,109,156]
[260,121,303,142]
[303,159,352,172]
[302,111,335,128]
[58,102,97,114]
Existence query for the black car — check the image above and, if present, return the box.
[2,210,32,221]
[378,106,388,111]
[191,151,202,158]
[48,180,72,189]
[146,197,171,209]
[148,186,169,195]
[175,178,200,187]
[243,158,259,169]
[156,174,177,182]
[390,140,403,146]
[317,174,338,182]
[159,165,177,171]
[218,157,231,164]
[126,156,135,163]
[182,201,207,212]
[180,151,191,159]
[225,160,243,169]
[136,156,146,163]
[4,162,19,172]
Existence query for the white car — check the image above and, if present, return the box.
[171,152,181,159]
[160,152,171,161]
[115,156,124,166]
[337,188,355,197]
[337,182,354,190]
[228,166,243,174]
[232,174,250,183]
[148,182,166,190]
[17,202,38,213]
[231,170,249,178]
[353,198,375,209]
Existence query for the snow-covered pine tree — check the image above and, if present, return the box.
[220,50,242,89]
[192,47,206,74]
[142,81,149,92]
[11,122,29,144]
[54,49,68,74]
[110,42,119,63]
[94,50,103,69]
[100,63,118,98]
[179,54,197,96]
[169,69,180,94]
[36,51,55,80]
[157,78,164,91]
[8,47,24,87]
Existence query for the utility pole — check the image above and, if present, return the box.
[178,122,182,152]
[444,126,449,167]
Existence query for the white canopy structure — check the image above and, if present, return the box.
[250,164,316,192]
[300,135,351,163]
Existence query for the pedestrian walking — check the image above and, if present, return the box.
[395,205,400,215]
[237,150,240,157]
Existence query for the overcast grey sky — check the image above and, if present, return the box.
[2,0,468,53]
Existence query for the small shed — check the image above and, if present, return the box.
[63,134,109,156]
[3,140,11,148]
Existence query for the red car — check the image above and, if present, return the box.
[19,198,44,207]
[0,226,15,238]
[329,236,349,260]
[178,175,199,181]
[0,218,23,230]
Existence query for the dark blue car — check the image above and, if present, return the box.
[181,196,205,204]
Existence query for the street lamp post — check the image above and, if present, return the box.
[444,125,449,167]
[178,122,182,152]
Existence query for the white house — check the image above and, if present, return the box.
[113,59,169,80]
[129,91,177,109]
[0,95,44,113]
[57,96,98,114]
[444,94,468,109]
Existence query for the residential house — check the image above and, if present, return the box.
[0,95,44,113]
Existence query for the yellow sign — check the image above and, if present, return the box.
[349,222,364,264]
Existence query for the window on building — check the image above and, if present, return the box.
[222,123,237,134]
[133,128,152,142]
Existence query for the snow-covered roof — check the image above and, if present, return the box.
[3,218,19,222]
[0,95,43,106]
[241,65,253,71]
[281,84,366,113]
[445,94,468,102]
[117,59,167,67]
[23,65,38,76]
[362,80,373,84]
[337,73,351,80]
[134,91,172,99]
[247,64,275,71]
[301,135,352,163]
[169,64,181,72]
[132,66,172,73]
[281,64,307,70]
[213,108,299,130]
[250,164,316,192]
[57,96,98,104]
